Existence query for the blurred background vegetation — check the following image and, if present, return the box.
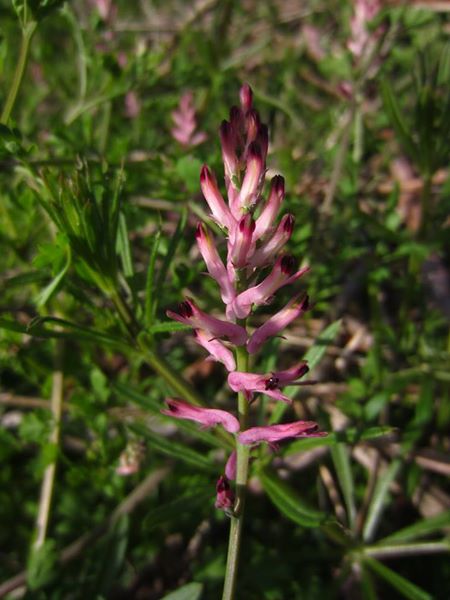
[0,1,449,598]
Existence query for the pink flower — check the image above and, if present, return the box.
[193,329,236,372]
[124,91,141,119]
[228,363,309,403]
[347,0,382,59]
[228,214,255,269]
[200,166,235,231]
[247,294,309,354]
[196,223,236,304]
[249,214,295,268]
[253,175,285,240]
[231,256,309,319]
[220,120,239,183]
[239,420,326,445]
[238,143,265,212]
[171,91,207,148]
[225,451,237,480]
[162,399,240,433]
[215,475,235,511]
[167,298,247,346]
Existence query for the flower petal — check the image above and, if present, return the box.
[193,329,236,372]
[239,421,326,445]
[161,398,240,433]
[247,294,309,354]
[167,298,247,346]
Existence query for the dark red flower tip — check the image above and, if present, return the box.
[247,140,262,160]
[301,294,310,311]
[238,215,256,233]
[264,376,280,390]
[178,300,193,318]
[296,364,309,378]
[219,120,234,141]
[200,164,211,182]
[216,475,231,494]
[195,222,204,239]
[272,174,285,196]
[280,255,297,275]
[283,214,295,234]
[229,105,242,127]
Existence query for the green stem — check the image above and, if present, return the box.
[222,345,250,600]
[1,21,37,124]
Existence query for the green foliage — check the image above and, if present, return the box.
[0,1,449,597]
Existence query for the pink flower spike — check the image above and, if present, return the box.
[240,83,253,113]
[195,223,236,304]
[171,91,207,148]
[167,298,247,345]
[254,175,285,240]
[231,256,309,319]
[239,421,327,445]
[200,166,235,230]
[247,294,309,354]
[215,475,235,511]
[162,399,240,433]
[239,143,264,211]
[229,214,256,269]
[193,329,236,372]
[225,451,237,480]
[250,214,295,268]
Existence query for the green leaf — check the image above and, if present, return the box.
[259,468,328,528]
[175,156,203,194]
[154,208,187,314]
[144,229,161,327]
[376,510,450,545]
[96,515,129,596]
[116,212,134,277]
[303,319,342,372]
[363,458,403,542]
[381,80,419,166]
[147,321,191,334]
[0,317,128,350]
[363,556,433,600]
[36,245,71,307]
[27,539,57,590]
[331,443,356,529]
[160,582,204,600]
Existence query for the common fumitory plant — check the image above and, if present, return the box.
[165,84,326,599]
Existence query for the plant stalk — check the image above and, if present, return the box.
[1,22,37,124]
[222,344,250,600]
[33,342,64,549]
